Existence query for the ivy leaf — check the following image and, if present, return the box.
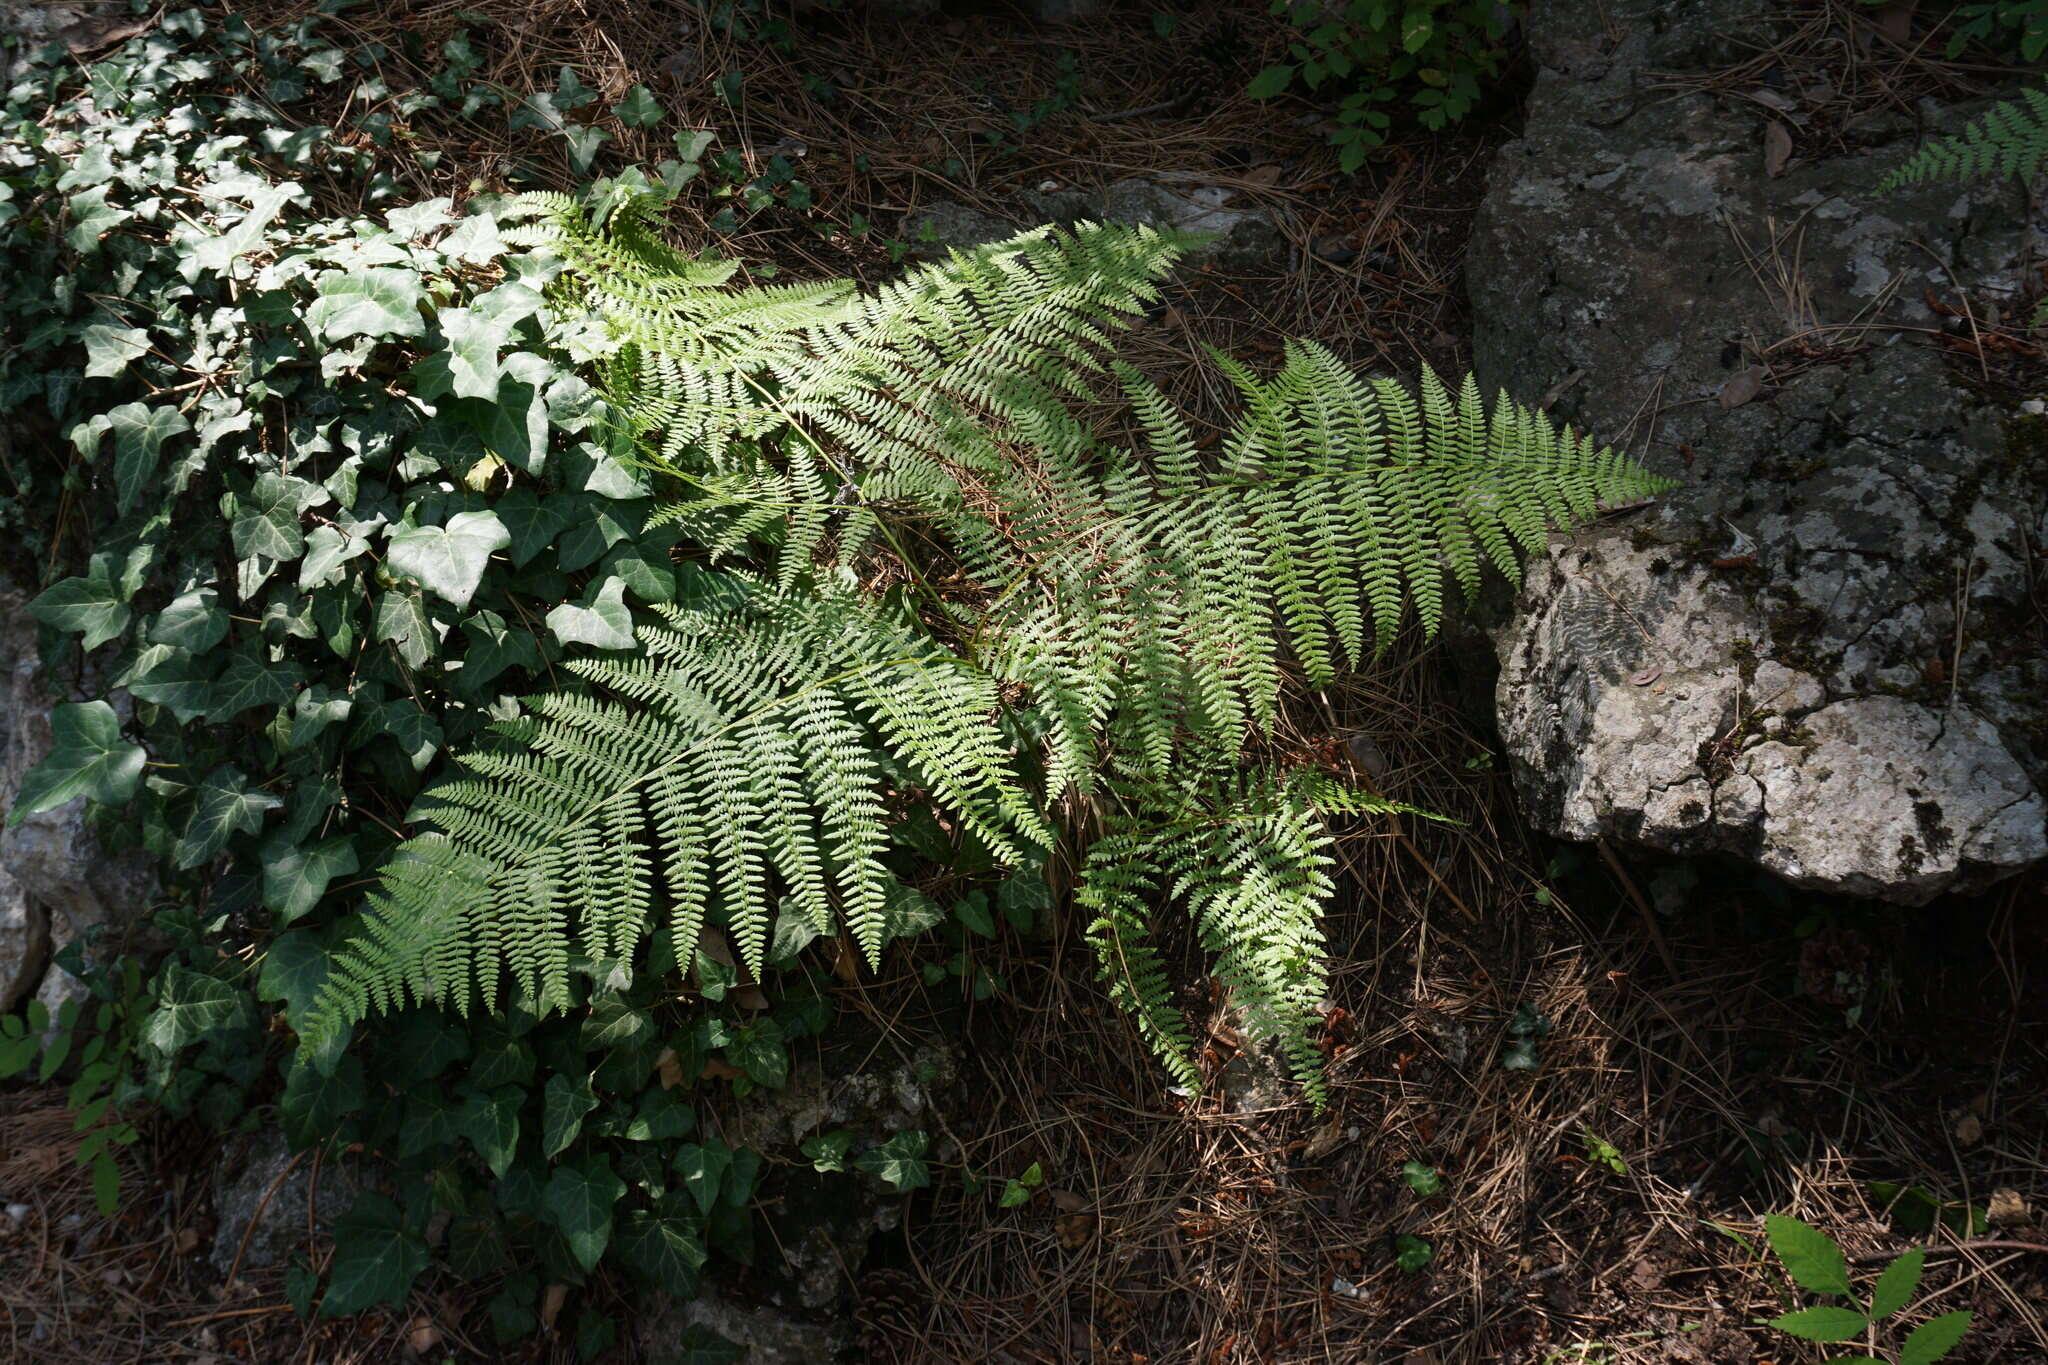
[582,997,655,1051]
[543,1155,626,1273]
[280,1054,366,1145]
[613,85,666,126]
[299,525,368,590]
[262,835,359,923]
[491,487,569,567]
[183,182,298,278]
[436,306,510,400]
[66,185,131,252]
[456,610,542,694]
[150,586,227,652]
[674,1141,732,1217]
[542,1072,599,1158]
[174,765,283,869]
[1765,1215,1854,1296]
[125,646,217,723]
[80,325,151,379]
[305,268,427,341]
[546,575,635,650]
[372,588,439,669]
[142,966,247,1053]
[855,1131,931,1191]
[561,124,612,175]
[29,570,131,651]
[258,929,332,1024]
[205,649,305,723]
[727,1018,788,1090]
[385,511,510,608]
[459,1086,523,1178]
[101,404,190,513]
[617,1200,707,1294]
[8,702,144,824]
[230,472,311,562]
[439,214,505,265]
[320,1193,429,1317]
[665,1328,743,1365]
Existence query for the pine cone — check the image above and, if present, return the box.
[854,1267,925,1363]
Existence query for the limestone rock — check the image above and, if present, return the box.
[0,572,157,1008]
[1471,0,2048,901]
[208,1127,374,1277]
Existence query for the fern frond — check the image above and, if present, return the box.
[1878,85,2048,192]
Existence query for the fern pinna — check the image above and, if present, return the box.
[1877,84,2048,193]
[305,185,1668,1100]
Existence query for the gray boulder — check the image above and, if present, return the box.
[0,564,156,1013]
[1470,0,2047,901]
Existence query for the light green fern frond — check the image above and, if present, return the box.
[313,187,1671,1101]
[1878,85,2048,193]
[303,584,1047,1053]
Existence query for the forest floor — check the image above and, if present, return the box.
[3,1,2047,1362]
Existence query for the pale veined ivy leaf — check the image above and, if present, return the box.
[150,585,227,652]
[304,267,427,341]
[674,1141,732,1216]
[456,610,543,693]
[229,472,317,562]
[258,928,332,1025]
[7,701,145,824]
[438,306,513,401]
[298,524,368,590]
[613,85,667,127]
[174,765,284,869]
[546,575,635,650]
[543,1156,626,1273]
[372,588,439,669]
[204,649,306,723]
[181,181,299,280]
[287,686,353,750]
[142,965,250,1054]
[385,510,510,608]
[319,1193,430,1317]
[854,1130,931,1191]
[542,1073,599,1158]
[80,324,151,380]
[124,645,218,723]
[103,403,191,512]
[66,185,132,253]
[561,125,612,175]
[459,1086,522,1178]
[262,834,359,923]
[439,213,505,265]
[385,197,455,239]
[29,569,131,651]
[616,1201,707,1295]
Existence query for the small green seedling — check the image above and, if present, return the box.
[1501,1003,1553,1071]
[999,1162,1044,1209]
[1394,1234,1434,1272]
[1762,1213,1972,1364]
[1581,1127,1627,1176]
[1401,1160,1442,1196]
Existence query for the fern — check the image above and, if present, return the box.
[1878,84,2048,193]
[306,188,1671,1096]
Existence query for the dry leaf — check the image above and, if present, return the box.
[1055,1211,1098,1251]
[1049,1188,1089,1213]
[540,1283,569,1333]
[1629,666,1663,687]
[700,1057,743,1082]
[1874,0,1918,43]
[60,12,157,55]
[1954,1110,1984,1147]
[1241,164,1284,189]
[1764,121,1794,177]
[405,1318,445,1357]
[1719,364,1765,408]
[655,1047,685,1089]
[1747,87,1798,114]
[1303,1113,1348,1161]
[1988,1187,2031,1227]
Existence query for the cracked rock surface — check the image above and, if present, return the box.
[1470,0,2048,902]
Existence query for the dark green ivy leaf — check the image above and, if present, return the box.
[173,765,283,869]
[542,1072,599,1158]
[319,1193,429,1316]
[543,1154,626,1273]
[8,702,145,822]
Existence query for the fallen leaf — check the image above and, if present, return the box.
[405,1317,444,1357]
[1241,164,1284,189]
[1049,1188,1089,1213]
[1873,0,1918,43]
[1303,1113,1348,1161]
[1955,1110,1984,1147]
[1055,1211,1098,1251]
[1747,87,1798,114]
[540,1283,569,1333]
[1719,364,1765,408]
[1988,1188,2031,1227]
[700,1058,743,1082]
[1629,666,1664,687]
[60,11,157,54]
[655,1047,684,1089]
[1764,121,1794,177]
